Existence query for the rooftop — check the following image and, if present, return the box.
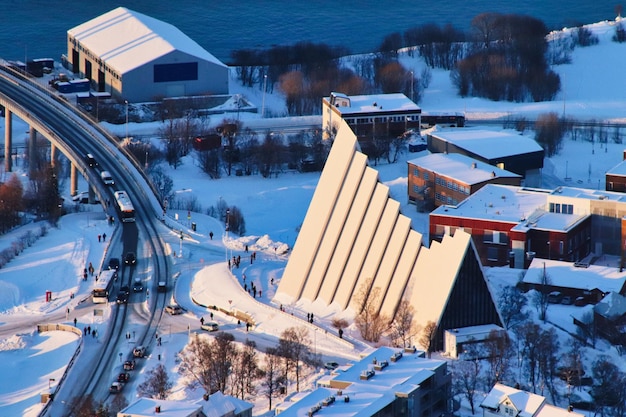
[429,128,544,160]
[68,7,226,75]
[325,93,420,115]
[523,258,626,293]
[408,153,521,185]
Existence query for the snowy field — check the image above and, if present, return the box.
[1,18,626,416]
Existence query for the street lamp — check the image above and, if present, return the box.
[124,100,129,140]
[261,74,267,118]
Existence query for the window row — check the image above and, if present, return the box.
[549,202,574,214]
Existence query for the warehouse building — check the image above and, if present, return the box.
[66,7,228,102]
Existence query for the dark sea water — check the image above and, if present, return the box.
[0,0,615,63]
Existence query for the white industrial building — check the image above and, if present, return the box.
[66,7,228,102]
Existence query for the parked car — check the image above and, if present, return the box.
[72,191,100,204]
[574,296,589,306]
[123,360,136,370]
[124,252,136,265]
[547,291,563,304]
[133,346,146,358]
[109,381,124,393]
[324,361,339,370]
[165,305,183,315]
[201,322,219,332]
[117,372,130,382]
[561,295,574,305]
[157,281,167,293]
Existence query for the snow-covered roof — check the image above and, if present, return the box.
[407,152,521,185]
[523,258,626,293]
[120,397,202,417]
[594,291,626,319]
[550,185,626,202]
[429,128,543,159]
[607,158,626,176]
[432,184,549,224]
[481,383,545,417]
[68,7,226,75]
[275,347,445,417]
[198,391,253,417]
[327,93,420,115]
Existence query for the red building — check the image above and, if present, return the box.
[430,184,592,268]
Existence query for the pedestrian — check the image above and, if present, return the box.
[209,231,213,240]
[83,327,87,335]
[102,233,107,242]
[271,277,274,285]
[98,234,101,242]
[73,317,77,326]
[259,290,262,297]
[246,322,250,332]
[244,283,247,291]
[200,317,205,325]
[243,273,246,282]
[83,268,88,280]
[87,326,91,334]
[245,244,248,252]
[228,259,231,268]
[210,312,214,320]
[339,328,343,339]
[158,337,162,346]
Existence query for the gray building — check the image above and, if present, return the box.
[67,7,228,102]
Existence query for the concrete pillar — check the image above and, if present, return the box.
[4,109,11,172]
[50,143,57,167]
[70,163,77,196]
[88,186,95,204]
[28,126,37,175]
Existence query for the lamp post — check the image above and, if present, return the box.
[225,208,230,262]
[261,74,267,118]
[124,100,129,140]
[410,70,414,102]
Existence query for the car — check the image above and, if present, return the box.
[108,258,120,270]
[100,170,114,185]
[574,296,589,306]
[324,361,339,370]
[547,291,563,304]
[132,279,143,293]
[72,191,100,204]
[124,252,137,265]
[157,281,167,293]
[85,153,98,167]
[561,295,574,305]
[109,381,124,393]
[123,360,136,370]
[165,305,184,315]
[120,285,130,295]
[133,346,146,358]
[201,322,219,332]
[116,291,129,304]
[117,372,130,382]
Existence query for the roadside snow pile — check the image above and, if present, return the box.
[229,234,289,255]
[0,335,26,351]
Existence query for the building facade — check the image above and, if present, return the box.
[408,153,522,211]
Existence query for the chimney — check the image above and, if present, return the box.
[155,405,161,413]
[471,162,477,169]
[203,393,209,401]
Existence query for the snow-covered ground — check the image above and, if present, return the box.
[1,18,626,416]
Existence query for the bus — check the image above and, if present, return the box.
[92,269,117,303]
[114,190,135,223]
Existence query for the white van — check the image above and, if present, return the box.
[100,170,114,185]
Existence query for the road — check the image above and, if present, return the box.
[0,66,171,413]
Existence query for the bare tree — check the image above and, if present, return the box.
[419,321,438,358]
[231,340,260,400]
[211,332,236,393]
[217,119,242,176]
[535,112,565,157]
[0,174,23,232]
[261,346,285,411]
[178,335,216,394]
[278,327,314,393]
[533,265,551,322]
[498,283,528,329]
[483,330,513,387]
[138,363,173,400]
[517,322,542,392]
[353,278,389,342]
[451,343,483,415]
[389,299,418,348]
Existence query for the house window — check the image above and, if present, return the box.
[413,185,420,193]
[413,168,419,176]
[487,247,499,261]
[423,172,429,180]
